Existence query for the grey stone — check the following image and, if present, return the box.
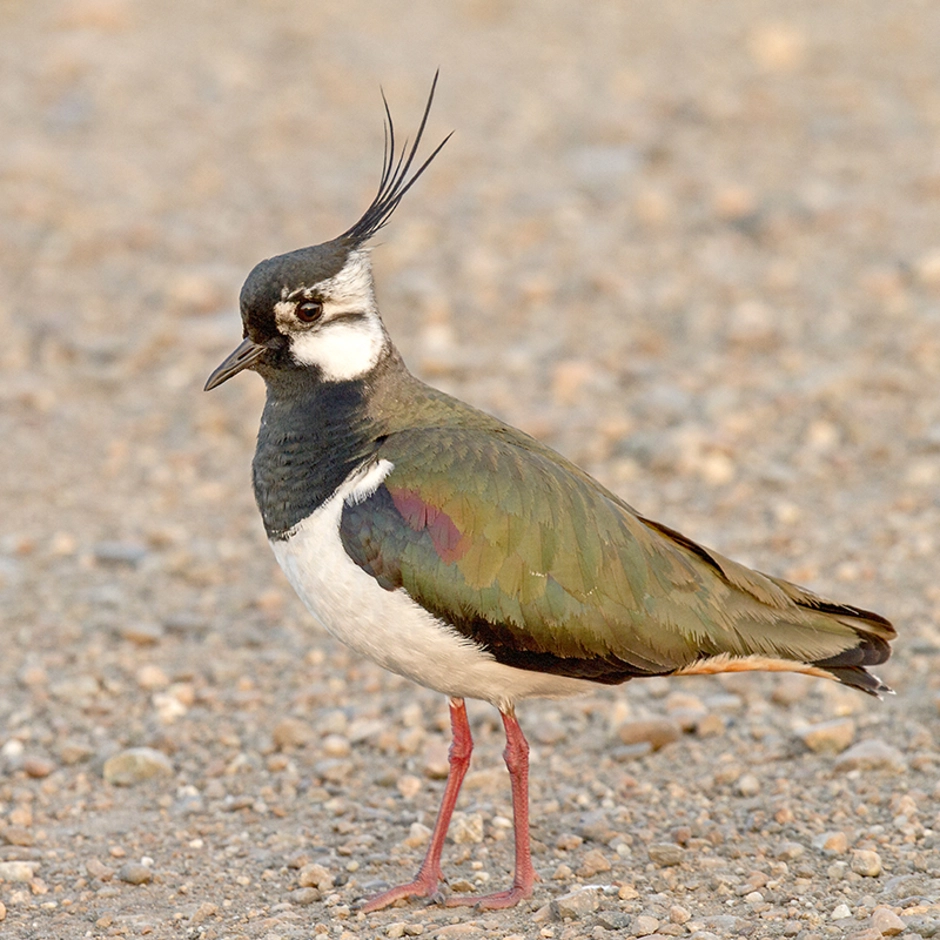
[648,843,685,866]
[93,540,148,566]
[595,910,632,930]
[553,887,601,920]
[103,747,174,785]
[117,862,153,885]
[834,739,907,773]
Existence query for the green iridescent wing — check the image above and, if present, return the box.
[340,425,893,689]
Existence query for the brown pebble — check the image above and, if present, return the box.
[871,906,905,936]
[835,740,907,773]
[0,899,5,920]
[576,848,611,877]
[298,862,334,889]
[696,713,726,736]
[86,858,115,881]
[669,904,691,924]
[59,741,96,765]
[272,717,315,749]
[191,901,219,923]
[648,843,684,867]
[118,862,153,885]
[422,736,450,778]
[851,849,882,877]
[450,812,484,844]
[799,718,856,755]
[291,886,321,905]
[3,826,34,847]
[103,747,174,785]
[815,831,849,855]
[119,621,164,645]
[23,755,55,778]
[617,717,680,750]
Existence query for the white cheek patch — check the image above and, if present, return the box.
[290,315,386,382]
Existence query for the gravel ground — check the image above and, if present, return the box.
[3,2,940,938]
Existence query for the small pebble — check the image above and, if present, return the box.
[191,902,219,923]
[3,826,34,847]
[832,903,852,920]
[553,886,600,920]
[291,887,320,905]
[736,772,760,797]
[450,812,484,844]
[814,830,849,855]
[136,664,170,690]
[634,914,660,936]
[434,925,475,939]
[272,717,315,749]
[799,718,856,754]
[576,848,611,877]
[595,911,632,930]
[86,858,114,881]
[835,740,907,773]
[422,737,450,778]
[397,774,422,799]
[321,734,352,757]
[103,747,174,785]
[297,863,334,889]
[93,540,148,566]
[776,841,804,860]
[648,843,684,866]
[118,862,152,885]
[616,718,680,751]
[851,850,883,877]
[59,740,95,765]
[403,822,431,848]
[119,621,164,645]
[870,906,905,936]
[669,905,691,924]
[0,861,40,882]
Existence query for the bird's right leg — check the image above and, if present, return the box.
[360,697,472,912]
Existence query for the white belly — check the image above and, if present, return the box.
[270,460,596,711]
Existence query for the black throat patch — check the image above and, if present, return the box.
[252,370,378,540]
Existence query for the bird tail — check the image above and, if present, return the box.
[641,518,896,697]
[767,577,895,696]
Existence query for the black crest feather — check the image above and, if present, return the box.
[342,70,453,246]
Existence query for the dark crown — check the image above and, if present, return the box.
[239,74,451,332]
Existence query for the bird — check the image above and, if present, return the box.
[205,74,895,912]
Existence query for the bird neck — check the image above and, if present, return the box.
[252,364,381,540]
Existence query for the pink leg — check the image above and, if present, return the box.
[360,698,473,912]
[445,709,535,910]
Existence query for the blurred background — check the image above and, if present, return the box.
[2,1,940,936]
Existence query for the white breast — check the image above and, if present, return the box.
[270,460,596,711]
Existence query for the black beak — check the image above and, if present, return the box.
[204,338,267,391]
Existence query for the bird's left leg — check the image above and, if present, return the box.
[445,708,535,910]
[360,697,472,912]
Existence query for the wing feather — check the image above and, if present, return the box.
[339,426,894,691]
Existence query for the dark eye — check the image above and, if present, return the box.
[297,300,323,323]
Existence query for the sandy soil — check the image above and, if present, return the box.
[2,2,940,938]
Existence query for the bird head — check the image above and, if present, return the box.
[205,74,451,391]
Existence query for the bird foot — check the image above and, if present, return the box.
[444,884,532,910]
[358,873,443,913]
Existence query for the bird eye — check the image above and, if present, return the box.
[297,300,323,323]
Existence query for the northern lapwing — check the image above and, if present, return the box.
[205,75,895,911]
